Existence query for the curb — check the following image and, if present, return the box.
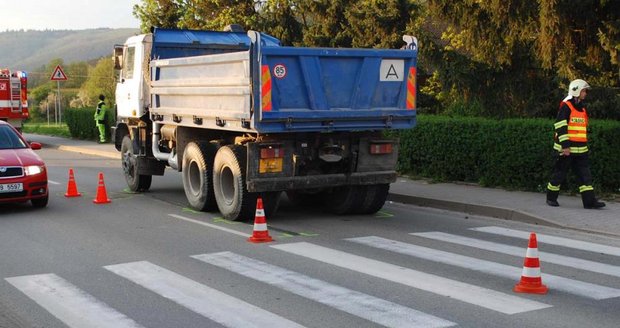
[39,140,120,160]
[387,193,564,228]
[57,145,120,159]
[388,193,620,238]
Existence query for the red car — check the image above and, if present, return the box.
[0,120,48,207]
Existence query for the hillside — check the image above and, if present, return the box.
[0,28,139,73]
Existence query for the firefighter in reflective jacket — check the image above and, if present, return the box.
[94,94,107,143]
[546,79,605,209]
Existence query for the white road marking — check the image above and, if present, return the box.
[412,232,620,278]
[47,180,61,185]
[5,274,143,328]
[471,226,620,257]
[168,214,251,237]
[104,261,302,328]
[271,242,551,314]
[348,236,620,300]
[193,251,456,328]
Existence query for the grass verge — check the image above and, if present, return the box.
[22,123,71,138]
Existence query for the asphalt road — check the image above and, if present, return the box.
[1,147,620,328]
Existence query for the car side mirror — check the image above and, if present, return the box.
[30,142,42,150]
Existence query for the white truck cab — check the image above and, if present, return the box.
[114,34,151,119]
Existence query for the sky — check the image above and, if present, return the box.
[0,0,141,31]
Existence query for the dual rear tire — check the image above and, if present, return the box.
[185,143,280,221]
[325,184,389,215]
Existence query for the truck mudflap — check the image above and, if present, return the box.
[246,171,397,193]
[137,157,166,176]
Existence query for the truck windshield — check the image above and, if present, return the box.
[0,125,28,149]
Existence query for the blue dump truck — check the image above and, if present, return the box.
[113,26,418,221]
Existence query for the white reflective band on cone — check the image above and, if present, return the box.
[525,248,539,258]
[253,223,268,231]
[255,209,265,216]
[521,267,541,278]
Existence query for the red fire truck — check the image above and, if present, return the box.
[0,68,28,132]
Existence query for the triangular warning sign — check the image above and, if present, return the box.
[50,65,68,81]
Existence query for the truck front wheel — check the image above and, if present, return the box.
[212,145,257,221]
[121,135,152,192]
[182,142,217,211]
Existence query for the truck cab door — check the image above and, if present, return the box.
[115,38,146,119]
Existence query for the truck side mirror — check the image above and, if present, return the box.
[114,46,124,70]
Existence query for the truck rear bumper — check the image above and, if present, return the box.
[246,171,397,192]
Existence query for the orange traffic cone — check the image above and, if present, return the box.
[514,232,548,294]
[248,197,274,243]
[64,168,82,197]
[92,172,111,204]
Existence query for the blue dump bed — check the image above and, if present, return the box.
[149,28,418,134]
[253,44,418,133]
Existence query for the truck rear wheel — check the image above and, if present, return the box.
[121,135,152,192]
[262,191,282,219]
[182,142,217,211]
[285,190,322,206]
[355,184,390,214]
[213,145,257,221]
[325,186,364,215]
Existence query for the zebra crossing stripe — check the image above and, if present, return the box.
[412,232,620,278]
[168,214,251,237]
[193,251,456,328]
[347,236,620,300]
[104,261,302,328]
[271,242,551,314]
[471,226,620,257]
[5,274,143,328]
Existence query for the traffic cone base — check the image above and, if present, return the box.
[64,168,81,197]
[93,172,111,204]
[248,197,274,243]
[514,282,548,294]
[514,232,548,294]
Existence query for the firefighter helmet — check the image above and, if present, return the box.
[568,79,590,97]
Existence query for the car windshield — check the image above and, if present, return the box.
[0,125,28,149]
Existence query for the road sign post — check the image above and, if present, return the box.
[50,65,68,124]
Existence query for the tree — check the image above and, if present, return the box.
[64,62,89,89]
[133,0,182,33]
[256,0,303,46]
[346,0,419,49]
[423,0,620,118]
[79,58,116,108]
[300,0,353,47]
[178,0,262,31]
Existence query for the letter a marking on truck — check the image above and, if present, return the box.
[380,59,404,81]
[386,65,399,79]
[261,65,272,111]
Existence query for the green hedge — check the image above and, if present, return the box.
[394,115,620,193]
[64,107,114,141]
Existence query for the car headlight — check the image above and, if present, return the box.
[24,165,45,176]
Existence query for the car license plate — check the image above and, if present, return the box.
[0,183,23,193]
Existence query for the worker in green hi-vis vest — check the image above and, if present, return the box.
[94,94,108,143]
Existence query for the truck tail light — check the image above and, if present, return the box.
[369,143,393,154]
[259,146,283,173]
[260,147,283,159]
